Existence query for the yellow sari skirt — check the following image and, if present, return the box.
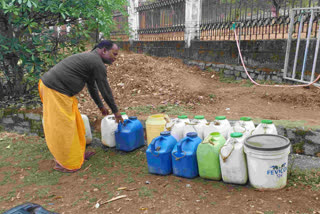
[38,79,86,170]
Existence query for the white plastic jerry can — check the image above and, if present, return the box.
[120,112,129,120]
[252,119,277,135]
[81,114,92,145]
[219,132,248,185]
[166,115,190,142]
[227,125,246,140]
[101,115,118,147]
[233,117,256,137]
[203,116,231,140]
[182,115,207,140]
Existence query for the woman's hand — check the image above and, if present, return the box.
[114,111,124,123]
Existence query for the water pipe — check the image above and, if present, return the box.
[233,28,320,88]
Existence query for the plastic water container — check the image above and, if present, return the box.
[203,116,231,140]
[146,131,178,175]
[227,125,247,140]
[172,132,202,179]
[166,115,190,142]
[146,114,170,145]
[244,134,291,190]
[197,132,226,180]
[252,119,278,135]
[115,116,145,152]
[101,115,118,147]
[81,114,92,145]
[120,112,129,120]
[183,115,207,140]
[3,203,57,214]
[219,132,248,185]
[233,117,256,137]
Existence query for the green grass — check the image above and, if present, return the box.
[288,168,320,191]
[128,104,191,116]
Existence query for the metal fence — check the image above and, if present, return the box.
[110,0,320,41]
[200,0,320,41]
[137,0,185,40]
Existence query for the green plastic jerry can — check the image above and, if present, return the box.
[196,132,226,180]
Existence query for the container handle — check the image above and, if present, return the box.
[202,137,215,146]
[172,151,186,160]
[232,126,247,134]
[219,142,235,162]
[117,119,129,131]
[172,138,188,160]
[165,120,175,131]
[150,136,162,157]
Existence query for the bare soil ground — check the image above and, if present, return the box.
[0,132,319,214]
[76,50,320,131]
[1,51,320,214]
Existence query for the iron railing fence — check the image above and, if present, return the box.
[110,0,320,41]
[200,0,320,40]
[137,0,185,35]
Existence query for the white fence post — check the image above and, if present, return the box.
[185,0,201,48]
[128,0,139,42]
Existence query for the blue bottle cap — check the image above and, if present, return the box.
[160,131,171,136]
[129,116,137,120]
[187,132,198,138]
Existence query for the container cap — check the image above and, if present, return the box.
[178,115,188,119]
[230,132,243,138]
[210,132,221,137]
[186,132,198,138]
[120,112,127,115]
[261,119,273,124]
[160,131,171,136]
[245,134,290,151]
[240,117,252,121]
[129,116,137,120]
[215,116,226,120]
[194,115,205,119]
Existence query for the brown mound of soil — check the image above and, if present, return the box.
[73,50,320,130]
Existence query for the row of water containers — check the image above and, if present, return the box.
[81,113,290,190]
[145,114,291,190]
[146,114,278,144]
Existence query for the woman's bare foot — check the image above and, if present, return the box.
[53,162,79,173]
[84,151,96,160]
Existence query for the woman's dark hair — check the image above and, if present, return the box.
[92,40,114,51]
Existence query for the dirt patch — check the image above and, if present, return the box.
[71,51,320,130]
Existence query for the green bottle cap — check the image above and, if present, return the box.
[210,132,221,137]
[178,115,188,119]
[215,116,226,120]
[120,112,127,115]
[194,115,205,119]
[261,119,273,124]
[230,132,243,138]
[240,117,252,121]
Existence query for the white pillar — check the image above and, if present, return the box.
[184,0,201,48]
[128,0,139,42]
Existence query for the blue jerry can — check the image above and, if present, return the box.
[146,131,178,175]
[172,132,202,179]
[3,203,57,214]
[115,116,145,152]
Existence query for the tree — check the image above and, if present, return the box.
[0,0,128,99]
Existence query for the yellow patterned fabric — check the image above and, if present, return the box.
[38,79,86,170]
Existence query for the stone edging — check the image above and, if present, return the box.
[184,60,302,84]
[0,112,319,157]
